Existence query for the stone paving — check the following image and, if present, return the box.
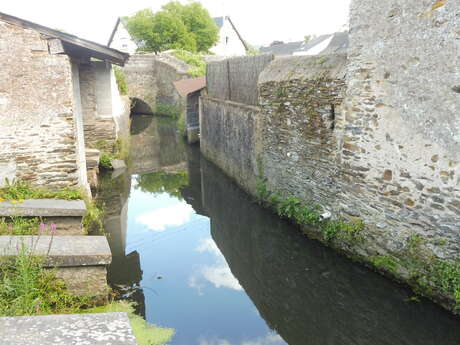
[0,312,138,345]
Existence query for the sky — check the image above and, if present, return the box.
[1,0,351,47]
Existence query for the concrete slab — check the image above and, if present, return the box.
[111,159,127,170]
[0,236,111,267]
[0,199,87,217]
[0,312,138,345]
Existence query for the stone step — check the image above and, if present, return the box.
[0,235,111,266]
[0,236,112,296]
[0,199,87,217]
[0,312,138,345]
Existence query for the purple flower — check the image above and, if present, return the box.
[39,223,46,234]
[15,243,19,252]
[50,223,57,234]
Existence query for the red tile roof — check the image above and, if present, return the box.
[173,77,206,97]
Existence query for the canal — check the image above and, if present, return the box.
[97,115,460,345]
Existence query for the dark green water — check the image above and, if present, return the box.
[98,115,460,345]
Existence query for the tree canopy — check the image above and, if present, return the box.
[126,1,219,54]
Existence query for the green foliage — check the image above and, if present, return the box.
[126,2,218,53]
[246,44,260,55]
[85,301,174,345]
[0,180,83,202]
[136,171,189,199]
[371,255,399,273]
[82,197,104,234]
[100,152,116,170]
[0,244,93,316]
[155,104,182,119]
[95,138,129,170]
[114,67,128,95]
[171,49,206,77]
[0,217,40,235]
[431,260,460,308]
[161,1,219,52]
[255,180,363,244]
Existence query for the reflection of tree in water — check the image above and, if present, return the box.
[135,170,189,200]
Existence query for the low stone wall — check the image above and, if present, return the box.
[200,97,260,193]
[259,55,347,209]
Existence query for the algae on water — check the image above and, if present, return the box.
[85,301,175,345]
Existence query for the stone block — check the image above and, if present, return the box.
[0,199,87,217]
[111,159,127,170]
[0,313,138,345]
[0,236,111,267]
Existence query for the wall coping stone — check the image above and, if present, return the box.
[201,96,261,112]
[0,199,87,217]
[0,312,138,345]
[258,53,347,84]
[0,236,112,267]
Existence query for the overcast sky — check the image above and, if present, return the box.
[2,0,351,46]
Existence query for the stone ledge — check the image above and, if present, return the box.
[0,312,138,345]
[0,236,111,266]
[0,199,87,217]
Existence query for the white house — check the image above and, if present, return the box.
[107,17,138,55]
[209,16,247,56]
[108,15,247,56]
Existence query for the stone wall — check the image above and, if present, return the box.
[0,22,84,189]
[79,62,117,148]
[123,53,190,114]
[200,97,260,193]
[259,55,347,209]
[200,1,460,311]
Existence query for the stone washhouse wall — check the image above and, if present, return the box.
[200,0,460,312]
[123,52,190,114]
[0,21,86,189]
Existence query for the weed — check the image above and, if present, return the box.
[0,243,94,316]
[114,66,128,95]
[82,197,104,234]
[0,180,83,201]
[0,217,40,235]
[171,50,206,77]
[371,255,399,273]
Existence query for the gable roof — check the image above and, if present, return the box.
[259,41,303,56]
[259,32,349,56]
[0,12,129,66]
[107,17,135,48]
[212,16,248,52]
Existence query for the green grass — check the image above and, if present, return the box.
[0,217,40,235]
[0,180,83,202]
[171,50,206,77]
[0,244,94,316]
[85,301,174,345]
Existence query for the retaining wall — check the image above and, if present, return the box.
[200,0,460,312]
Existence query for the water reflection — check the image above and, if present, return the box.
[98,115,460,345]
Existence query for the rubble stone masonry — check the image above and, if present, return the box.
[0,22,82,188]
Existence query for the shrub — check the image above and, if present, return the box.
[171,49,206,77]
[114,67,128,95]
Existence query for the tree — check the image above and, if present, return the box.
[126,2,219,54]
[126,9,196,53]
